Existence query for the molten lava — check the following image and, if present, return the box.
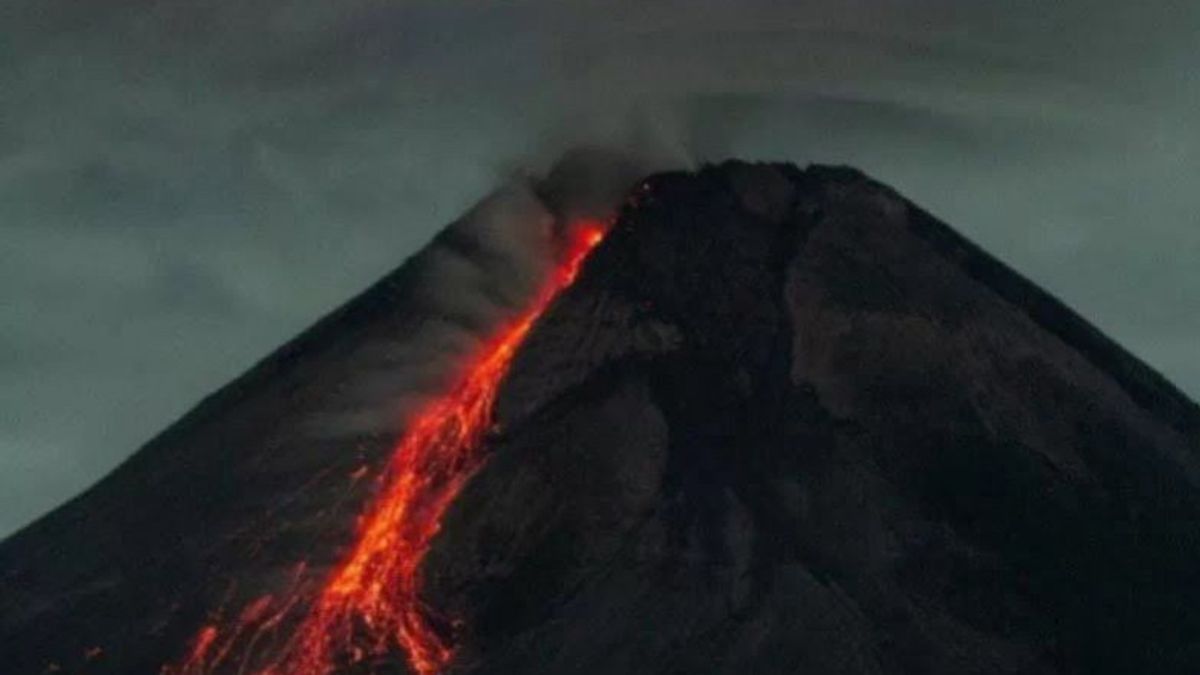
[164,222,606,675]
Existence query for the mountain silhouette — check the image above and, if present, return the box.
[2,161,1197,675]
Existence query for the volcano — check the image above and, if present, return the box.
[2,161,1198,675]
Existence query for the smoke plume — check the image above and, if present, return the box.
[309,149,655,438]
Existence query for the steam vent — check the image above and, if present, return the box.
[3,161,1199,675]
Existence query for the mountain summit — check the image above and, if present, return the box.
[2,162,1198,675]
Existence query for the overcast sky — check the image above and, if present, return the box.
[2,0,1197,537]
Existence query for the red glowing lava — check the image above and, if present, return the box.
[165,220,607,675]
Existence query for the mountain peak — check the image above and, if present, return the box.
[2,161,1197,675]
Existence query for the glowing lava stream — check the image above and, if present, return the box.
[167,222,607,675]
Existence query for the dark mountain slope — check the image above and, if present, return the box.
[2,161,1197,675]
[425,163,1200,675]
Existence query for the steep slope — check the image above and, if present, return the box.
[424,163,1200,675]
[0,163,619,675]
[2,161,1198,675]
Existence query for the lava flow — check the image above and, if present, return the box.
[166,221,607,675]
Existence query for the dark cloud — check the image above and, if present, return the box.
[1,0,1197,536]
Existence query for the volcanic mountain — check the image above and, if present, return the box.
[2,161,1198,675]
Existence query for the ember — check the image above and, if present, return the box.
[165,220,607,675]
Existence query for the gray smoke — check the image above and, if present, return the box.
[307,149,654,438]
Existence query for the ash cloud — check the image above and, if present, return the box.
[302,176,557,439]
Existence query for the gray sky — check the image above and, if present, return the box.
[2,0,1197,537]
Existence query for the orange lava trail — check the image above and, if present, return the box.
[166,222,606,675]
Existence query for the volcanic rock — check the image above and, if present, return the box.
[2,161,1198,675]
